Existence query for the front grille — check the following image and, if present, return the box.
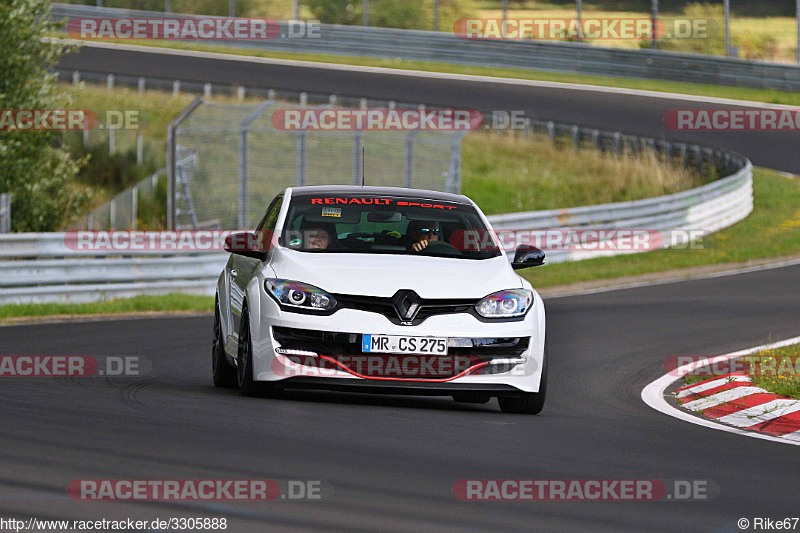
[273,327,530,379]
[333,293,478,325]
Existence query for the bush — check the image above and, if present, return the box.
[735,32,779,60]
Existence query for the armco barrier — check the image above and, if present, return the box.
[0,159,752,304]
[50,3,800,91]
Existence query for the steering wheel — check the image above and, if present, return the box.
[416,240,462,257]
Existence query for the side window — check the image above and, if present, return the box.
[256,195,283,231]
[256,195,283,251]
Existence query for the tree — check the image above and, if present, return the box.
[0,0,91,231]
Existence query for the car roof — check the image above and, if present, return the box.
[288,185,473,205]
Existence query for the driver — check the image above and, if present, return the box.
[408,220,442,252]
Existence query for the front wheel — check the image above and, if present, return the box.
[237,305,282,398]
[498,343,547,415]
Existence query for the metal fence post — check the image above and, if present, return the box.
[238,129,249,229]
[131,185,138,230]
[446,135,463,194]
[238,101,271,229]
[571,125,580,152]
[651,0,658,50]
[0,193,10,233]
[109,198,116,230]
[138,77,146,94]
[404,131,418,188]
[172,80,181,97]
[108,127,115,155]
[297,133,307,186]
[352,133,362,185]
[106,73,114,90]
[167,96,203,230]
[72,71,80,86]
[136,133,143,164]
[724,0,730,56]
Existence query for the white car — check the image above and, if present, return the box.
[213,186,548,414]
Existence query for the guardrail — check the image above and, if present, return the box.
[0,158,752,303]
[50,3,800,91]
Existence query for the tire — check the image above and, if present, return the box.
[498,343,547,415]
[237,305,282,398]
[212,299,237,388]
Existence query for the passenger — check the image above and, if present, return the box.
[298,221,337,250]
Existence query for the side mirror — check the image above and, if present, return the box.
[224,232,267,261]
[511,244,545,270]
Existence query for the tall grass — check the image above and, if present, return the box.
[462,131,702,215]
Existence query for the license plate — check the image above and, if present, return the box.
[362,335,448,355]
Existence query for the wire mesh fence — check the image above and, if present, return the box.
[170,97,466,229]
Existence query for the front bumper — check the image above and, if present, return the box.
[246,282,546,393]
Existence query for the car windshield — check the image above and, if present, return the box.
[281,193,502,260]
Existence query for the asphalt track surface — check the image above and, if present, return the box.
[57,44,800,173]
[1,263,799,532]
[0,43,789,531]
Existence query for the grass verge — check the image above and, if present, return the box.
[521,168,800,288]
[679,343,800,400]
[750,344,800,399]
[58,37,800,107]
[0,294,213,324]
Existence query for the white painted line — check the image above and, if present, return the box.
[675,375,750,399]
[57,39,800,111]
[641,335,800,447]
[782,429,800,442]
[681,386,766,411]
[717,399,800,428]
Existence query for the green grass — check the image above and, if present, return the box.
[679,343,800,400]
[57,37,800,107]
[0,294,213,323]
[749,343,800,399]
[462,132,704,214]
[521,168,800,287]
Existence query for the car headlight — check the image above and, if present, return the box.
[475,289,532,318]
[264,279,337,312]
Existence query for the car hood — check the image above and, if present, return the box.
[269,249,521,299]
